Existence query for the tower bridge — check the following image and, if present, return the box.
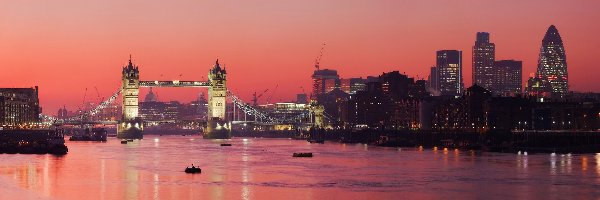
[40,56,326,139]
[119,57,227,139]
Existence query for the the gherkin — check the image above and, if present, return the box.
[537,25,568,97]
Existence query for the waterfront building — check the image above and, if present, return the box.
[346,71,428,129]
[436,50,464,97]
[347,82,391,128]
[472,32,496,91]
[425,84,599,132]
[492,60,522,96]
[0,87,41,129]
[318,88,350,127]
[536,25,569,97]
[429,85,490,132]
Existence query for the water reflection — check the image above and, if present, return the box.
[1,137,600,199]
[595,153,600,176]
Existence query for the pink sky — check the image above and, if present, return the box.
[0,0,599,114]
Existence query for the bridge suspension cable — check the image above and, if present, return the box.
[40,89,122,123]
[227,90,281,123]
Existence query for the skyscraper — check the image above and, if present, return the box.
[311,69,339,98]
[493,60,522,96]
[537,25,568,97]
[436,50,463,97]
[472,32,495,90]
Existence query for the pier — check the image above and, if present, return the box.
[0,130,68,155]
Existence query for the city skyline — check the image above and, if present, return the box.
[1,1,600,114]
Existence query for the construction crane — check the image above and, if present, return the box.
[299,86,310,104]
[251,89,269,107]
[265,84,279,104]
[94,86,104,104]
[79,88,88,112]
[314,42,326,70]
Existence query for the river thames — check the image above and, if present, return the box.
[1,136,600,200]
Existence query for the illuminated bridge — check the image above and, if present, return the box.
[41,57,325,139]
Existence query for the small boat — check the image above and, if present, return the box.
[120,140,127,144]
[185,165,201,174]
[293,152,313,157]
[127,139,134,142]
[220,143,232,146]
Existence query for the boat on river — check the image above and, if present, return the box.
[185,165,202,173]
[293,152,313,157]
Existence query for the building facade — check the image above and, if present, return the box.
[311,69,339,98]
[493,60,522,96]
[472,32,496,91]
[0,87,41,128]
[537,25,569,97]
[436,50,464,97]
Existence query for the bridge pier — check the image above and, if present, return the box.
[118,56,143,139]
[117,118,143,139]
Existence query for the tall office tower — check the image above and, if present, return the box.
[493,60,522,96]
[537,25,568,97]
[436,50,463,97]
[311,69,339,98]
[472,32,496,90]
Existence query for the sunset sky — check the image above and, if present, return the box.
[1,0,599,115]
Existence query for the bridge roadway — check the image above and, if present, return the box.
[139,80,210,87]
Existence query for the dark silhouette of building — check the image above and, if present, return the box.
[423,84,599,132]
[0,87,41,128]
[427,66,440,96]
[346,72,428,129]
[429,85,490,132]
[347,82,391,128]
[472,32,496,91]
[537,25,569,97]
[318,88,350,126]
[525,73,552,101]
[296,94,308,104]
[493,60,522,96]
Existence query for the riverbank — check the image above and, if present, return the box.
[232,129,600,154]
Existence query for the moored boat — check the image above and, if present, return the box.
[293,152,313,157]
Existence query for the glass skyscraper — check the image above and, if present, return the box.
[537,25,568,97]
[436,50,463,97]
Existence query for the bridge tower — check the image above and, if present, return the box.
[117,56,143,139]
[204,59,231,139]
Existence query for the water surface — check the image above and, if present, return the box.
[1,136,599,199]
